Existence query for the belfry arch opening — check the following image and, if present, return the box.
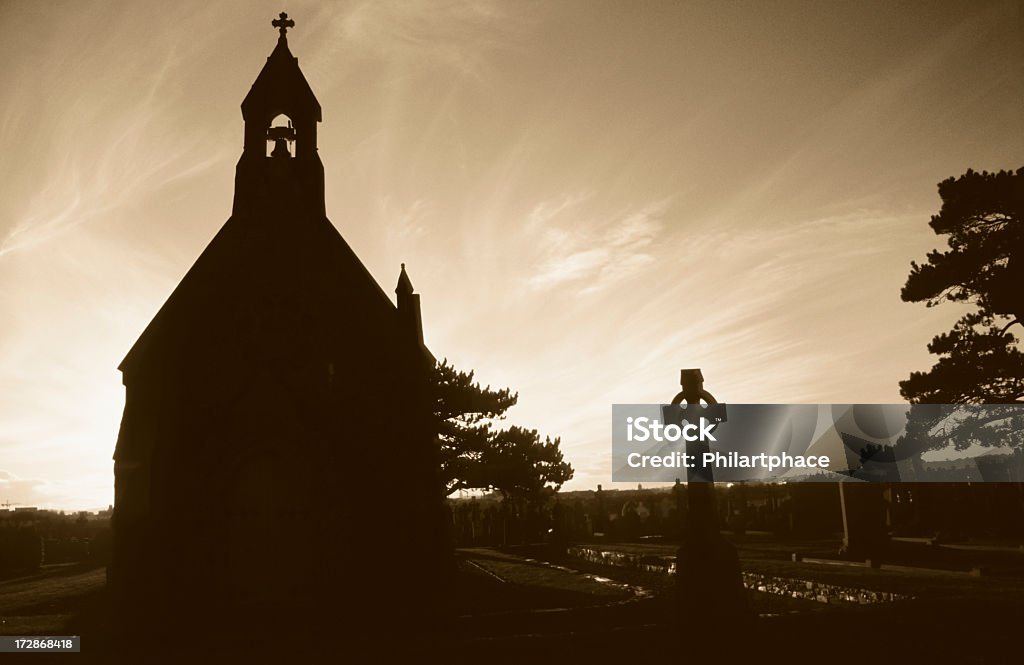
[266,113,295,158]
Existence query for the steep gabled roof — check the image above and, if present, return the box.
[242,37,321,123]
[120,28,431,377]
[118,213,402,374]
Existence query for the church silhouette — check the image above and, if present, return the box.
[110,14,448,637]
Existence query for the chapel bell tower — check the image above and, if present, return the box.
[233,12,325,218]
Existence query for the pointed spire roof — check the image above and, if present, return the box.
[118,14,437,376]
[241,15,321,123]
[396,263,415,296]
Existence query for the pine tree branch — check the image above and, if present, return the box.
[998,319,1021,336]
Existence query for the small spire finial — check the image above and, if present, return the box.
[272,12,295,38]
[396,263,414,296]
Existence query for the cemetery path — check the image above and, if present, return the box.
[451,548,668,644]
[458,547,652,613]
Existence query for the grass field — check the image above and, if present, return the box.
[0,564,105,636]
[1,539,1022,662]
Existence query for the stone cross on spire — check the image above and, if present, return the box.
[272,12,295,37]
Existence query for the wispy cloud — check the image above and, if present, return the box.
[332,0,526,81]
[526,198,668,293]
[0,0,1019,506]
[0,470,53,508]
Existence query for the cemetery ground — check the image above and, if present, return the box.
[2,535,1023,662]
[0,563,106,636]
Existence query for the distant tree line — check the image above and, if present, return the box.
[0,511,110,576]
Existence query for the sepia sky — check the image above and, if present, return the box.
[0,0,1021,510]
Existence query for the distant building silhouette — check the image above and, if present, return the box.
[110,15,446,636]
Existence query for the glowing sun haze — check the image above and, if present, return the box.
[0,1,1021,510]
